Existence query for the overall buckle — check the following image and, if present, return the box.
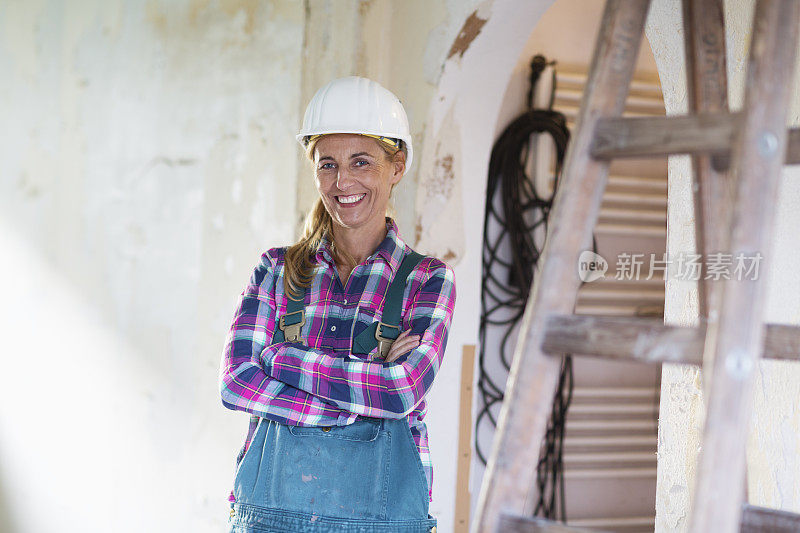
[279,310,306,343]
[374,321,400,359]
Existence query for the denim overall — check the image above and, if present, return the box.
[228,416,437,532]
[228,252,436,532]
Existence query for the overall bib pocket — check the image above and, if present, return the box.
[351,306,380,360]
[235,417,392,521]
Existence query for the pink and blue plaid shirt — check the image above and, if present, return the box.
[219,218,456,504]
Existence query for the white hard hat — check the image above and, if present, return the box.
[297,76,414,173]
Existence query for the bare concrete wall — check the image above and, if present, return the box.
[0,1,306,531]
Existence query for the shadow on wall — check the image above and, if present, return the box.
[0,455,14,533]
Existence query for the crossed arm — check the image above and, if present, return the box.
[219,251,457,422]
[219,252,348,426]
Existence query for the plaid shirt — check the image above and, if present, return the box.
[219,218,456,504]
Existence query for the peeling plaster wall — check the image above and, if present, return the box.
[295,0,488,241]
[411,0,563,524]
[0,1,506,532]
[649,0,800,530]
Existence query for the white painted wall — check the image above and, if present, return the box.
[413,0,559,525]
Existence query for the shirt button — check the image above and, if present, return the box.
[331,325,336,332]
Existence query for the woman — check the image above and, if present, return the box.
[220,76,456,532]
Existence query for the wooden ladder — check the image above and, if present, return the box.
[471,1,800,532]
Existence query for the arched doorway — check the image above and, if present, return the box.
[414,1,671,530]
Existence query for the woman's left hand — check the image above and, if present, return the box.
[383,330,421,363]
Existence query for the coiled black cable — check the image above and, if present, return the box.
[476,55,577,521]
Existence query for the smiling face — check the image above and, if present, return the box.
[313,133,405,237]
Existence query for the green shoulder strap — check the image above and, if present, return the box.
[352,251,425,359]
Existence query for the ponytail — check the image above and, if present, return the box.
[284,198,329,299]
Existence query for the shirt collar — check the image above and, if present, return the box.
[315,218,407,274]
[374,218,406,273]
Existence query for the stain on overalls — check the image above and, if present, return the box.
[228,414,437,532]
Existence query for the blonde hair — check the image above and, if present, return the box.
[283,135,404,299]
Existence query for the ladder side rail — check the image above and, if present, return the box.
[682,0,730,322]
[471,1,651,531]
[688,1,800,532]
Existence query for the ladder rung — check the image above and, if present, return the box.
[564,467,656,480]
[741,503,800,533]
[602,190,668,206]
[557,69,662,96]
[556,92,665,115]
[542,315,800,365]
[566,419,656,431]
[498,514,609,533]
[594,222,666,237]
[548,173,668,193]
[590,277,666,287]
[607,174,668,191]
[564,451,656,463]
[578,285,665,301]
[564,435,657,447]
[598,206,666,222]
[570,403,656,415]
[556,87,664,110]
[573,303,664,316]
[590,113,800,166]
[571,386,658,398]
[567,516,654,529]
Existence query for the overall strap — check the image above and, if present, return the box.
[352,251,425,359]
[273,288,306,344]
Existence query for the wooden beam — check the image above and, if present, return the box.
[454,345,475,533]
[764,323,800,361]
[682,0,730,322]
[542,315,702,364]
[590,114,800,167]
[689,1,800,532]
[471,2,651,532]
[592,113,733,158]
[498,514,608,533]
[741,504,800,533]
[541,315,800,366]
